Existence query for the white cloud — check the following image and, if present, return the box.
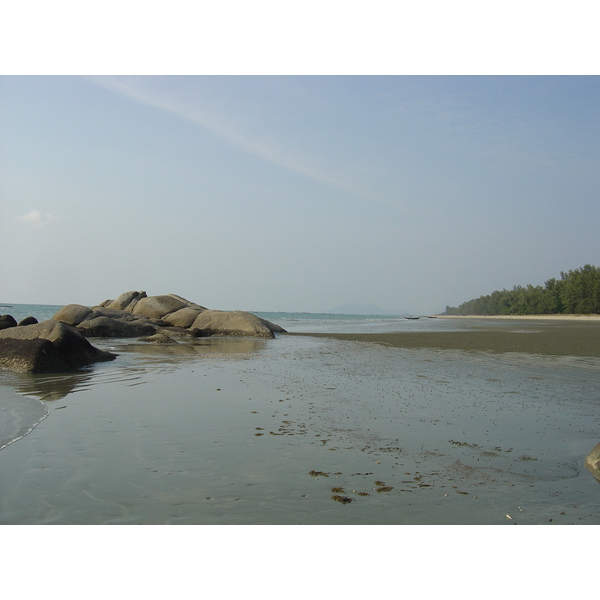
[16,209,57,227]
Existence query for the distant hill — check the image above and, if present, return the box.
[327,303,405,316]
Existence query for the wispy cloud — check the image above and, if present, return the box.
[85,76,376,202]
[16,209,57,227]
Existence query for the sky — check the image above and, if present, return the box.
[0,2,598,580]
[1,74,599,314]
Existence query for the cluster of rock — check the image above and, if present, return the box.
[0,291,286,373]
[54,291,286,339]
[0,315,39,329]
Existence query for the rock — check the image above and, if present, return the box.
[191,328,212,337]
[585,442,600,482]
[256,316,287,334]
[0,320,115,373]
[132,295,190,320]
[98,292,207,319]
[52,304,162,338]
[138,333,178,344]
[190,310,282,338]
[0,315,18,330]
[166,294,207,311]
[163,307,205,328]
[17,316,38,326]
[104,290,147,311]
[50,292,286,339]
[76,315,158,338]
[53,304,93,326]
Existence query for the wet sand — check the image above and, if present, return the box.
[1,330,599,525]
[292,317,600,357]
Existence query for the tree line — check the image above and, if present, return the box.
[444,265,600,315]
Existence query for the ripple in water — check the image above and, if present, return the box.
[0,386,49,450]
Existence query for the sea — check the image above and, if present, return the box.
[1,302,599,525]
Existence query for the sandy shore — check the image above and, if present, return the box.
[292,318,600,357]
[437,314,600,321]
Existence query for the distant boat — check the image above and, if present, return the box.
[404,316,420,320]
[426,316,437,318]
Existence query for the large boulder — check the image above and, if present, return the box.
[585,442,600,483]
[0,320,115,373]
[53,304,93,326]
[163,307,205,328]
[131,295,190,320]
[190,310,283,338]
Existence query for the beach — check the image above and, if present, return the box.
[293,315,600,357]
[0,311,599,524]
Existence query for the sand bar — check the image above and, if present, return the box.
[291,317,600,357]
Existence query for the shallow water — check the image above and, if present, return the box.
[1,330,599,524]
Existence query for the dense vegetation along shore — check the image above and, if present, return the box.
[444,265,600,316]
[293,319,600,357]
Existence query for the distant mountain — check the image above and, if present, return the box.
[326,303,406,316]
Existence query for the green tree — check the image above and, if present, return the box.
[443,265,600,316]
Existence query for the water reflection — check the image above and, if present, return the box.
[109,337,268,357]
[9,336,268,401]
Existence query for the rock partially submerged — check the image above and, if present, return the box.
[0,315,18,330]
[585,442,600,483]
[0,320,116,373]
[139,333,178,344]
[53,291,286,340]
[190,309,286,338]
[0,291,286,373]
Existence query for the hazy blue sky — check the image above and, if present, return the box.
[1,75,599,314]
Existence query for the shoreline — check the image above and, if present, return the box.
[436,314,600,321]
[290,318,600,357]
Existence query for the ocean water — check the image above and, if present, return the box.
[1,303,599,524]
[0,303,64,324]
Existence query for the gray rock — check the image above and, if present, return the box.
[17,316,38,326]
[50,292,286,340]
[0,315,17,330]
[104,290,147,311]
[163,307,205,328]
[585,442,600,482]
[90,307,142,320]
[0,320,115,373]
[132,295,190,320]
[257,316,287,334]
[190,310,282,338]
[53,304,94,326]
[76,315,157,338]
[53,304,168,338]
[166,294,207,311]
[139,333,178,344]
